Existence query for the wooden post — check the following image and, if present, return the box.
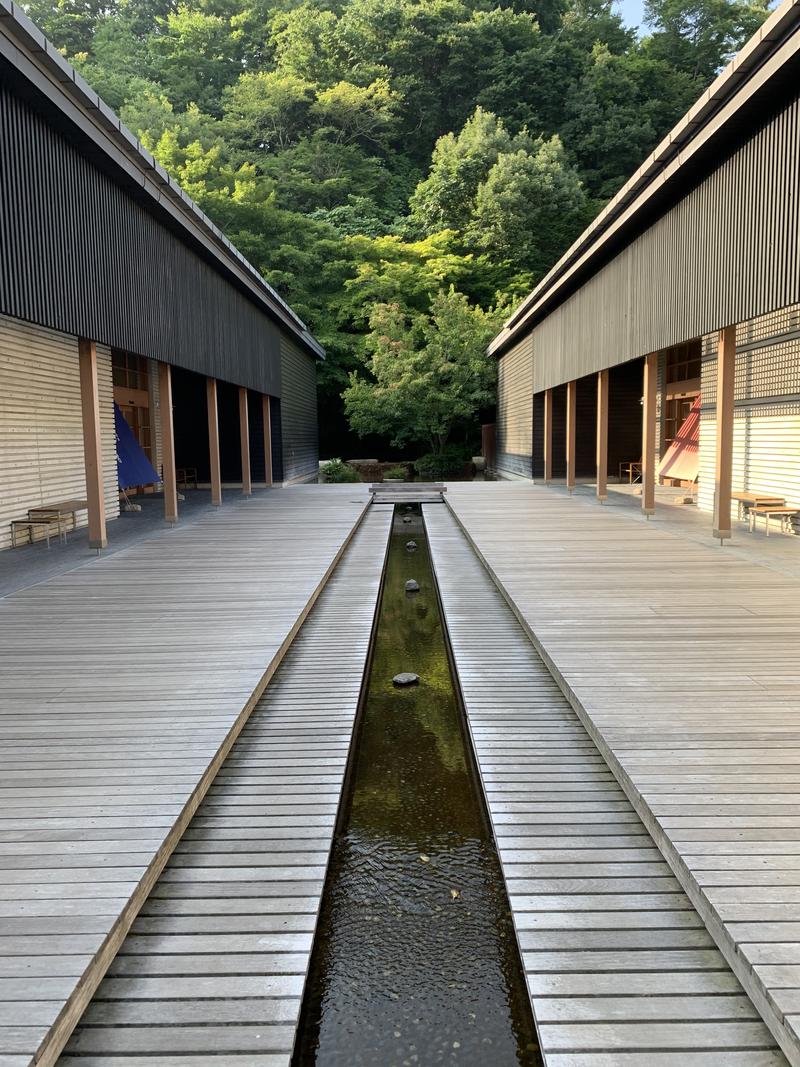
[206,377,222,506]
[566,379,577,494]
[262,395,273,487]
[713,325,736,543]
[158,362,178,524]
[596,368,609,502]
[641,353,657,517]
[239,387,252,496]
[78,339,107,549]
[543,388,553,483]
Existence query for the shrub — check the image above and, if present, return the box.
[321,458,362,483]
[383,465,407,480]
[414,445,469,480]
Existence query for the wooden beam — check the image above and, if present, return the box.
[641,353,657,517]
[566,379,577,494]
[206,377,222,506]
[262,395,273,487]
[239,387,252,496]
[543,388,553,483]
[78,339,107,549]
[596,368,609,502]
[158,362,178,524]
[713,325,736,542]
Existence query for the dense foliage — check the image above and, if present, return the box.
[27,0,769,454]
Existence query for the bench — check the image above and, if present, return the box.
[28,499,88,536]
[10,516,67,549]
[748,505,800,536]
[732,491,786,521]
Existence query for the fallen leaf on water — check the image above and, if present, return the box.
[419,854,429,863]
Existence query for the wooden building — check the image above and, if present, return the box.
[0,0,323,552]
[490,0,800,539]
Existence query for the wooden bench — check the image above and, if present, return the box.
[748,505,799,536]
[732,490,785,521]
[28,498,88,536]
[10,516,66,548]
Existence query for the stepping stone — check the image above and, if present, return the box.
[405,579,420,592]
[393,672,419,687]
[406,540,417,551]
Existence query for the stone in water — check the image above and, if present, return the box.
[406,540,417,551]
[405,579,420,593]
[393,672,419,687]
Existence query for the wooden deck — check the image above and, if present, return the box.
[443,482,800,1066]
[0,486,370,1067]
[426,503,787,1067]
[53,506,391,1066]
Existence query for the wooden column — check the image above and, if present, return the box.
[713,325,736,542]
[543,388,553,483]
[596,368,609,502]
[206,377,222,506]
[239,387,252,496]
[262,395,273,487]
[566,379,577,494]
[641,352,657,517]
[78,339,107,549]
[158,362,178,524]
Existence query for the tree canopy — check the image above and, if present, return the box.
[24,0,770,456]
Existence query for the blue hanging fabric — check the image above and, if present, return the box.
[114,403,160,489]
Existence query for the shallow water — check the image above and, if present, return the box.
[293,506,541,1067]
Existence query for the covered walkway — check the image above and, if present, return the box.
[446,481,800,1066]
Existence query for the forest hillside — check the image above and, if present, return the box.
[28,0,770,458]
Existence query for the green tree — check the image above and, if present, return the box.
[147,4,243,114]
[223,71,316,152]
[343,288,505,454]
[468,135,588,278]
[410,108,516,234]
[559,43,699,198]
[643,0,770,81]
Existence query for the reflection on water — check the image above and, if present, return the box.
[293,506,541,1067]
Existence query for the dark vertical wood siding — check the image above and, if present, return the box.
[279,338,318,483]
[527,88,800,392]
[496,334,533,477]
[0,79,287,395]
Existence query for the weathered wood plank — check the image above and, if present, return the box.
[425,501,788,1067]
[0,486,372,1067]
[54,507,391,1065]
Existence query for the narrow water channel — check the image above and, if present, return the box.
[294,505,541,1067]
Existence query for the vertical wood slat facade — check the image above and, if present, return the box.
[525,89,800,394]
[0,314,118,551]
[0,82,288,396]
[496,333,534,478]
[279,337,319,485]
